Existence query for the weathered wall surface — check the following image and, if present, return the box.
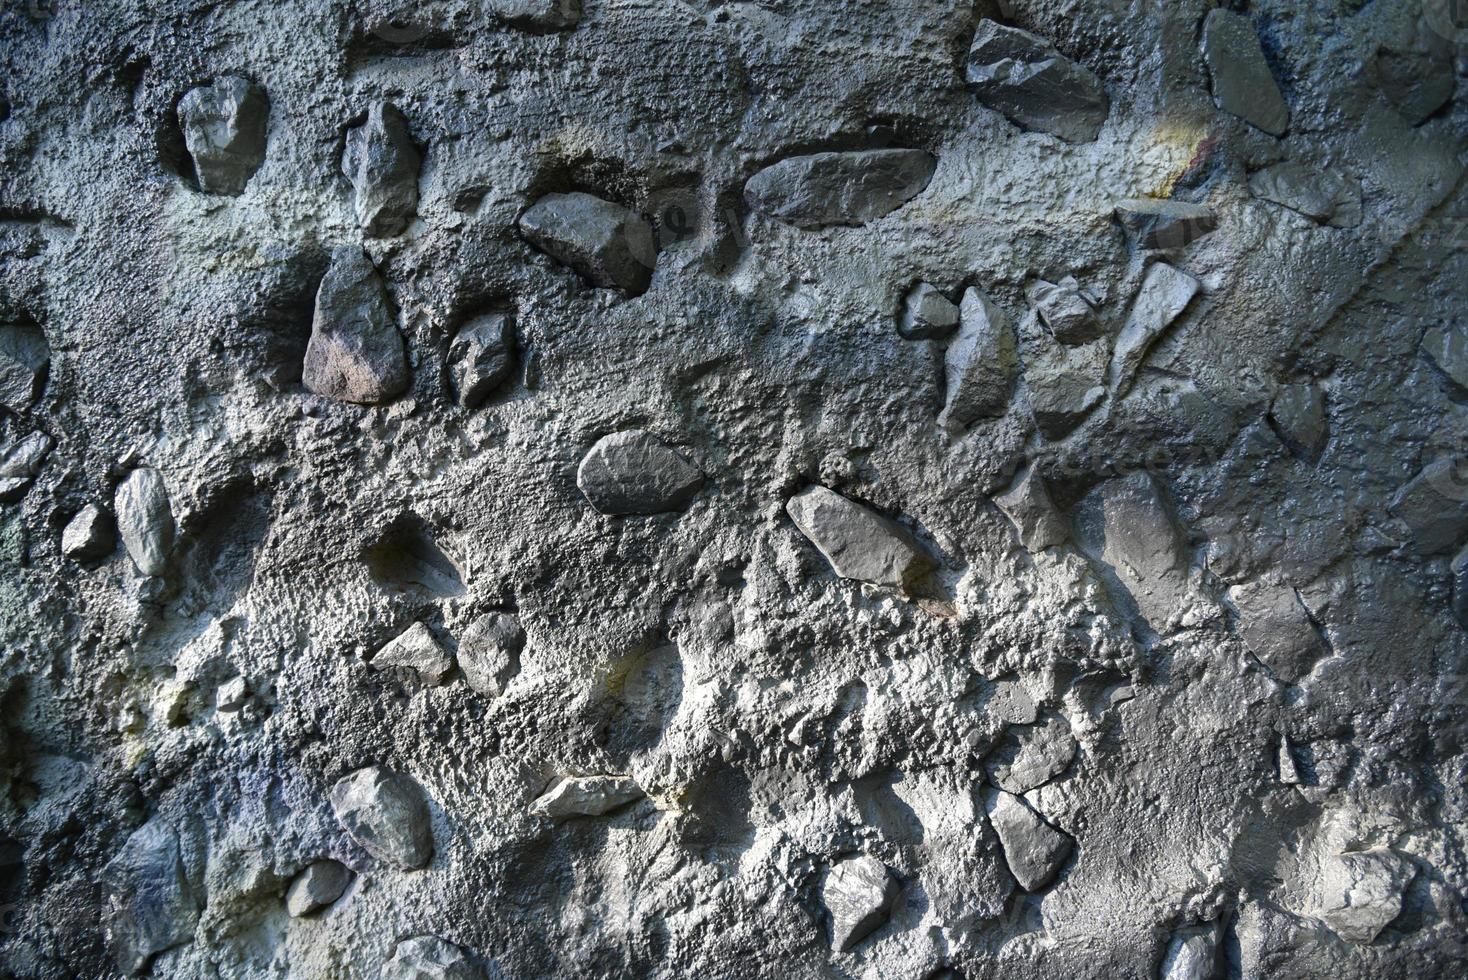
[0,0,1466,977]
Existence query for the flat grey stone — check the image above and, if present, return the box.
[489,0,581,31]
[786,485,934,591]
[1114,198,1218,249]
[114,467,174,577]
[1316,848,1413,945]
[216,676,249,713]
[1026,335,1107,439]
[744,149,936,229]
[450,312,514,409]
[285,859,352,917]
[370,622,453,686]
[1269,383,1327,461]
[530,775,643,821]
[965,20,1108,143]
[0,321,48,413]
[383,936,483,980]
[177,76,269,195]
[329,765,434,870]
[103,819,201,976]
[1278,735,1303,785]
[822,854,898,952]
[1229,580,1326,682]
[519,192,657,296]
[898,283,959,341]
[62,503,115,562]
[1250,162,1362,228]
[1376,34,1455,126]
[1110,263,1200,398]
[1073,472,1189,627]
[343,102,421,238]
[1201,9,1290,136]
[1026,277,1100,345]
[1160,921,1222,980]
[576,430,703,515]
[0,430,51,503]
[303,247,409,404]
[940,287,1018,428]
[985,715,1076,793]
[985,789,1072,891]
[1422,326,1468,393]
[1453,544,1468,629]
[994,465,1068,552]
[1389,458,1468,555]
[457,612,523,697]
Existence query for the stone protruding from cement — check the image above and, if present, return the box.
[1250,162,1362,228]
[1375,30,1456,126]
[1229,580,1325,683]
[62,503,115,562]
[1026,277,1099,345]
[177,76,269,195]
[744,149,937,229]
[115,467,174,577]
[1422,326,1468,393]
[303,247,409,404]
[450,313,514,409]
[0,321,48,413]
[985,715,1076,793]
[489,0,581,31]
[576,430,703,515]
[1111,263,1200,398]
[519,192,657,296]
[1025,336,1107,439]
[786,485,935,591]
[941,287,1018,428]
[898,283,960,341]
[1453,544,1468,629]
[1389,458,1468,555]
[965,20,1109,143]
[457,612,523,697]
[1201,9,1290,136]
[329,766,434,870]
[1316,848,1413,946]
[822,854,899,952]
[1269,383,1327,462]
[1159,921,1222,980]
[285,860,352,917]
[531,775,643,821]
[1073,472,1188,626]
[1114,198,1218,250]
[103,819,201,976]
[994,465,1068,552]
[1278,735,1303,785]
[985,789,1073,891]
[383,936,484,980]
[370,622,453,686]
[342,103,421,238]
[0,430,51,503]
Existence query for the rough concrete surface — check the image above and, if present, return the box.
[0,0,1466,978]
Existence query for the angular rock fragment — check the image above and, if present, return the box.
[519,192,657,296]
[1025,336,1107,439]
[383,936,483,980]
[965,20,1109,143]
[994,465,1067,552]
[1375,32,1456,126]
[489,0,581,32]
[822,854,899,952]
[1388,458,1468,555]
[1073,472,1188,626]
[1249,162,1362,228]
[62,503,115,562]
[177,76,269,195]
[285,859,352,917]
[1114,198,1218,249]
[530,775,643,821]
[330,766,434,869]
[941,287,1018,428]
[457,612,523,697]
[1110,263,1200,397]
[985,715,1076,793]
[370,622,453,686]
[303,247,409,404]
[342,103,421,237]
[0,321,48,413]
[449,313,514,409]
[115,467,174,576]
[743,149,937,229]
[1160,920,1222,980]
[1421,326,1468,393]
[1026,277,1099,344]
[1452,544,1468,630]
[576,430,703,515]
[0,430,51,503]
[103,819,201,976]
[898,283,960,341]
[985,789,1072,891]
[1316,848,1413,945]
[1201,10,1290,136]
[216,677,249,713]
[1278,735,1302,785]
[1269,383,1326,461]
[1229,580,1325,682]
[786,485,934,591]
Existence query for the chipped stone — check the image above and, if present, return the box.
[0,321,48,413]
[370,622,453,686]
[1073,472,1188,626]
[1278,735,1302,785]
[1316,848,1413,945]
[941,287,1018,428]
[216,676,249,713]
[62,503,115,562]
[898,282,960,341]
[1250,162,1363,228]
[744,149,936,229]
[343,102,421,238]
[103,819,201,976]
[576,430,703,515]
[965,20,1109,143]
[450,312,514,409]
[1229,580,1325,682]
[1421,326,1468,393]
[985,789,1072,891]
[1201,9,1290,136]
[519,192,657,296]
[0,430,52,503]
[822,854,899,952]
[383,936,483,980]
[114,467,174,576]
[1160,921,1222,980]
[1388,457,1468,555]
[1110,263,1200,398]
[985,715,1076,793]
[786,485,934,591]
[994,464,1067,552]
[457,612,523,697]
[329,765,434,870]
[177,76,269,195]
[530,774,643,821]
[1375,29,1456,126]
[1269,383,1327,461]
[1027,277,1100,344]
[1453,544,1468,630]
[303,246,409,404]
[489,0,581,32]
[285,859,352,917]
[1026,336,1108,439]
[1114,198,1218,249]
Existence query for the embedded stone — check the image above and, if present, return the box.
[1026,277,1100,344]
[1375,31,1456,126]
[530,775,643,821]
[0,321,48,413]
[177,76,269,195]
[302,247,409,404]
[786,485,934,591]
[940,287,1018,428]
[285,859,352,917]
[994,465,1068,552]
[0,430,52,503]
[965,20,1109,143]
[744,149,936,230]
[114,467,174,576]
[1316,848,1413,945]
[383,936,483,980]
[370,622,453,686]
[1160,921,1222,980]
[1201,9,1290,135]
[984,715,1076,793]
[1110,263,1200,398]
[103,819,201,976]
[1026,336,1107,439]
[1072,472,1189,626]
[985,789,1073,891]
[1269,383,1327,461]
[450,313,514,409]
[457,612,523,697]
[1278,735,1302,785]
[62,503,115,562]
[489,0,581,31]
[519,192,657,296]
[343,102,421,237]
[898,283,960,341]
[1453,544,1468,629]
[822,854,899,952]
[1421,326,1468,393]
[1389,458,1468,555]
[1249,162,1363,228]
[329,766,434,870]
[216,677,249,713]
[576,430,703,515]
[1229,580,1325,682]
[1114,198,1218,249]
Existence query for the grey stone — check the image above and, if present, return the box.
[383,936,483,980]
[965,20,1108,143]
[1027,277,1100,344]
[940,287,1018,428]
[1025,336,1108,439]
[343,102,421,238]
[370,622,454,686]
[1278,735,1302,785]
[743,149,937,229]
[330,765,434,870]
[1249,162,1363,228]
[1421,326,1468,393]
[786,485,934,591]
[457,612,523,697]
[1388,458,1468,555]
[1160,921,1222,980]
[519,192,657,296]
[177,76,269,195]
[285,859,352,917]
[985,715,1076,793]
[1316,848,1413,945]
[822,854,899,952]
[994,465,1068,552]
[0,430,51,503]
[576,430,703,515]
[62,503,115,562]
[103,819,201,976]
[114,467,174,577]
[1269,383,1327,461]
[530,774,643,821]
[489,0,581,32]
[1201,9,1290,136]
[1376,31,1456,126]
[1073,472,1188,626]
[450,313,514,409]
[985,789,1073,891]
[1110,263,1200,398]
[216,676,249,713]
[898,283,960,341]
[0,322,48,414]
[1453,544,1468,630]
[302,247,409,404]
[1229,580,1326,682]
[1114,198,1218,250]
